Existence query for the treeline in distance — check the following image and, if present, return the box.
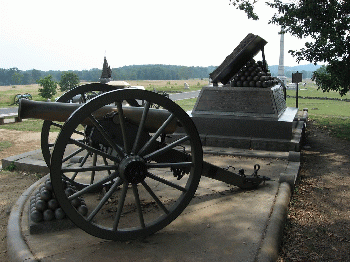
[0,64,319,86]
[0,65,217,86]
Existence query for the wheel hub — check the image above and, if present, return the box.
[119,155,147,184]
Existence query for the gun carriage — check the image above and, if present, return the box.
[19,34,276,241]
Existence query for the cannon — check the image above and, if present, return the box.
[18,82,269,241]
[14,93,32,105]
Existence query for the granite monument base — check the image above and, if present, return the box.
[171,85,307,152]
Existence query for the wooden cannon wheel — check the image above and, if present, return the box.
[49,89,203,241]
[41,83,139,188]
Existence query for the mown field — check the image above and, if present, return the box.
[0,79,208,108]
[0,78,349,140]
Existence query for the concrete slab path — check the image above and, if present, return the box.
[5,148,299,262]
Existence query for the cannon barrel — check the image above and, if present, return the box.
[18,99,178,134]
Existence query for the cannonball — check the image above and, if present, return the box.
[77,205,88,216]
[253,76,260,81]
[70,198,81,208]
[246,76,253,82]
[240,76,246,81]
[260,76,267,82]
[30,203,36,211]
[30,210,43,223]
[45,180,53,191]
[236,81,242,87]
[244,71,250,77]
[249,81,256,87]
[40,190,52,201]
[43,209,55,221]
[48,199,59,210]
[247,66,254,72]
[65,187,75,197]
[55,208,66,220]
[35,199,48,212]
[243,81,249,87]
[262,81,270,88]
[256,81,262,88]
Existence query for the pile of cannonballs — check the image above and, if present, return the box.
[231,59,278,88]
[29,178,88,223]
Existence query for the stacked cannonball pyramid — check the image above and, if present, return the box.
[231,59,279,88]
[29,178,88,223]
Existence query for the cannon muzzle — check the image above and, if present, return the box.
[18,99,178,134]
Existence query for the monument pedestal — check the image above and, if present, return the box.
[173,85,306,152]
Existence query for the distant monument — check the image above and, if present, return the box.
[277,33,287,84]
[100,56,112,84]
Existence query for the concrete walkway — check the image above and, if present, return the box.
[5,148,300,262]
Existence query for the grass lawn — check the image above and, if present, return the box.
[128,79,208,92]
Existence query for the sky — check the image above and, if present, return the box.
[0,0,311,71]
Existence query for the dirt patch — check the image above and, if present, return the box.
[0,129,42,160]
[278,121,350,261]
[0,129,45,261]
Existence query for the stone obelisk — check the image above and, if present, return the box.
[277,33,286,84]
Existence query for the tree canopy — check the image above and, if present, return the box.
[231,0,350,95]
[37,75,57,100]
[59,72,80,92]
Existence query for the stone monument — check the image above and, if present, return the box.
[100,56,112,84]
[174,34,307,151]
[277,33,287,85]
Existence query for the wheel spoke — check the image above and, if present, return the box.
[141,181,169,214]
[71,152,90,181]
[147,172,187,192]
[88,114,125,159]
[116,101,130,154]
[131,101,150,154]
[69,138,119,162]
[62,148,85,163]
[146,162,193,169]
[87,177,122,222]
[62,164,117,173]
[68,172,119,200]
[81,92,87,103]
[132,184,145,228]
[50,121,63,129]
[103,157,112,176]
[90,153,98,184]
[143,136,190,161]
[113,182,129,231]
[138,113,175,156]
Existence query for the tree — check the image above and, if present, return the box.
[59,72,80,92]
[37,75,57,100]
[230,0,350,95]
[31,69,42,83]
[11,71,23,86]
